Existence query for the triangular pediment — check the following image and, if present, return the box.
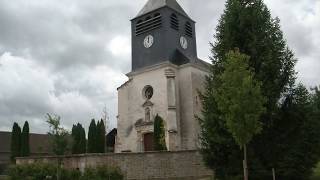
[142,100,154,107]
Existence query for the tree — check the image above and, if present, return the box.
[46,114,69,156]
[200,0,298,179]
[96,120,106,153]
[21,121,30,157]
[72,123,87,154]
[10,122,21,162]
[88,119,97,153]
[214,50,266,180]
[79,124,86,154]
[153,115,167,151]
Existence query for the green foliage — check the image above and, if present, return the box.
[81,165,123,180]
[21,121,30,157]
[198,0,320,179]
[87,119,97,153]
[96,120,106,153]
[271,85,320,180]
[72,123,86,154]
[7,164,123,180]
[46,114,69,156]
[215,50,266,147]
[153,115,167,151]
[10,123,21,162]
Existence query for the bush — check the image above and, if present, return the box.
[81,165,123,180]
[8,163,123,180]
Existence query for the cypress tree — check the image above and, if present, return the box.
[79,125,86,154]
[72,123,87,154]
[97,120,106,153]
[200,0,298,179]
[154,115,167,151]
[10,122,21,162]
[88,119,97,153]
[21,121,30,157]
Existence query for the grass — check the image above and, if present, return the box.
[311,162,320,180]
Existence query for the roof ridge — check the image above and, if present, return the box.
[136,0,189,18]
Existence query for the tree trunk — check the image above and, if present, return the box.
[243,144,248,180]
[272,168,276,180]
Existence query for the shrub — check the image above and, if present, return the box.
[81,165,123,180]
[8,163,123,180]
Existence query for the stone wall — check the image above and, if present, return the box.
[16,150,214,180]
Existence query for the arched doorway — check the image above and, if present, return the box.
[143,133,154,151]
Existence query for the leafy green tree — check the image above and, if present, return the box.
[215,50,266,180]
[88,119,97,153]
[200,0,298,179]
[96,120,106,153]
[10,122,21,162]
[268,85,320,180]
[153,115,167,151]
[46,114,69,156]
[21,121,30,157]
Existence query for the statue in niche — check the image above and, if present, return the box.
[145,107,151,122]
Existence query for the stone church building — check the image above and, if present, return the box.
[116,0,210,153]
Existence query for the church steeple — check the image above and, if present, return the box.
[131,0,197,71]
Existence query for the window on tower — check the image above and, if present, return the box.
[135,13,162,36]
[185,22,193,37]
[170,13,179,31]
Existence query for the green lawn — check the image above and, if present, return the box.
[311,162,320,180]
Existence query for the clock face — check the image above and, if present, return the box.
[180,36,188,49]
[143,35,154,48]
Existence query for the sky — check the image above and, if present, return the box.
[0,0,319,134]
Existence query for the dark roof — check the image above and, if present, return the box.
[136,0,189,18]
[106,128,117,147]
[0,131,51,154]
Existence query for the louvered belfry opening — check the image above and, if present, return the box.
[185,22,193,37]
[170,13,179,31]
[135,13,162,36]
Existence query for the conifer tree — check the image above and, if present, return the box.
[96,120,106,153]
[21,121,30,157]
[154,115,167,151]
[10,122,21,162]
[199,0,318,179]
[79,124,86,154]
[72,123,87,154]
[88,119,97,153]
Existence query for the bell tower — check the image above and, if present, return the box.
[116,0,210,153]
[131,0,197,71]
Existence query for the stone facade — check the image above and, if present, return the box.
[16,150,214,180]
[116,62,209,153]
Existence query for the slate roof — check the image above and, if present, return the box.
[136,0,189,18]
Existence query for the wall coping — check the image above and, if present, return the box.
[16,150,200,160]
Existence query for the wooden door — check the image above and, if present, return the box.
[143,133,154,152]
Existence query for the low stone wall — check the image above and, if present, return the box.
[16,150,213,180]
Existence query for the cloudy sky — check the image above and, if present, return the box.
[0,0,319,134]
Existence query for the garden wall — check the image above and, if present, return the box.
[16,150,214,180]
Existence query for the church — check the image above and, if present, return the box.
[115,0,210,153]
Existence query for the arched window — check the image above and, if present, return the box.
[185,22,193,37]
[145,108,151,122]
[170,13,179,31]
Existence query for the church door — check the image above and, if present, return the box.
[143,133,154,151]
